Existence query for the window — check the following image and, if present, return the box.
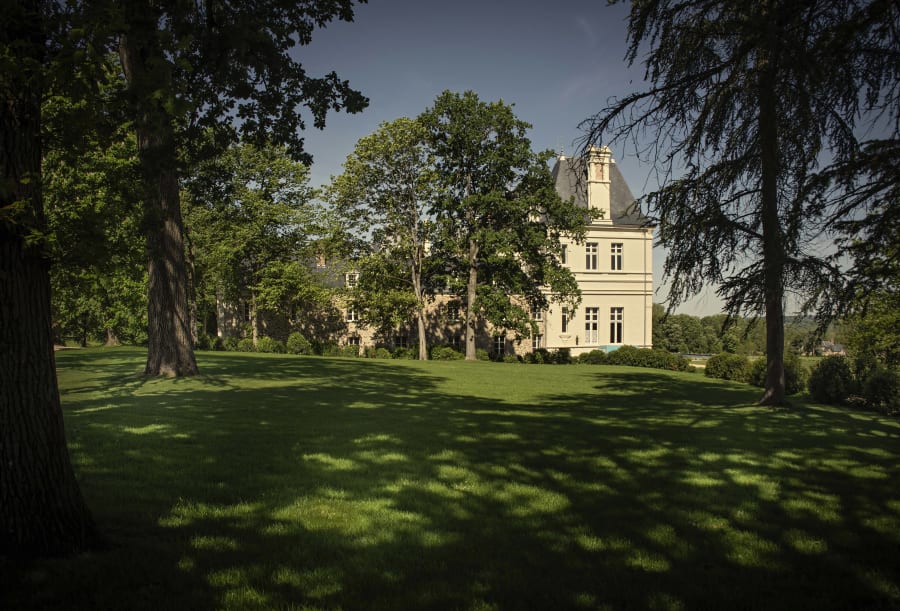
[611,243,623,270]
[346,307,358,322]
[585,307,599,344]
[348,336,360,346]
[448,334,462,349]
[610,307,624,344]
[585,242,598,270]
[561,244,568,265]
[345,272,358,288]
[394,334,409,348]
[532,334,543,349]
[446,302,460,320]
[532,308,543,321]
[561,307,569,333]
[243,301,251,322]
[493,335,506,355]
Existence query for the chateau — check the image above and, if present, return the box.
[217,148,654,356]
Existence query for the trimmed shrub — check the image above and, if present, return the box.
[578,350,608,365]
[256,336,286,354]
[236,338,256,353]
[373,347,392,359]
[286,332,312,355]
[705,353,751,382]
[342,344,360,357]
[605,346,691,372]
[808,356,854,404]
[748,355,807,395]
[431,345,464,361]
[476,348,490,361]
[503,354,520,363]
[392,346,416,360]
[528,348,550,364]
[861,367,899,414]
[553,348,572,364]
[223,336,240,352]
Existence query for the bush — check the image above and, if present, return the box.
[578,350,608,365]
[236,338,256,353]
[553,348,572,364]
[392,346,416,360]
[223,336,240,352]
[808,356,854,405]
[705,353,751,382]
[604,346,690,372]
[321,343,343,357]
[373,347,392,359]
[748,354,807,395]
[256,336,286,354]
[528,348,551,364]
[503,354,520,363]
[431,345,464,361]
[342,344,360,357]
[476,348,490,361]
[861,367,899,414]
[286,332,312,355]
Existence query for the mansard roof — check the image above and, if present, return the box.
[551,156,650,227]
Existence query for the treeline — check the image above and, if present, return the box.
[651,304,840,356]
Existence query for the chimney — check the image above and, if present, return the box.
[587,145,612,223]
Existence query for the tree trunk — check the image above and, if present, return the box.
[251,292,260,347]
[465,238,479,361]
[0,0,98,557]
[757,24,786,406]
[105,328,120,347]
[119,19,198,377]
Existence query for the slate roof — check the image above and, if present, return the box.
[551,156,650,227]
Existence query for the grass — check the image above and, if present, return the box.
[3,346,899,610]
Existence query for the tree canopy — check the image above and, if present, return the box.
[422,91,587,360]
[581,0,898,404]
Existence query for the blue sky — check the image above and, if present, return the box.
[297,0,725,315]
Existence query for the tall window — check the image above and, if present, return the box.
[611,243,623,270]
[610,307,624,344]
[585,307,599,344]
[561,244,568,265]
[561,306,569,333]
[493,335,506,355]
[345,272,358,288]
[395,334,409,348]
[532,308,543,321]
[346,307,358,322]
[585,242,598,270]
[347,336,360,346]
[448,334,462,350]
[532,334,543,349]
[446,302,460,320]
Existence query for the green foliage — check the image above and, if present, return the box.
[421,90,587,357]
[256,337,286,354]
[430,346,464,361]
[372,347,393,359]
[392,347,417,360]
[578,350,608,365]
[286,332,313,355]
[553,348,572,365]
[342,344,361,358]
[705,354,751,383]
[503,354,521,364]
[475,348,490,361]
[195,333,223,352]
[861,368,899,415]
[808,356,855,405]
[223,336,240,352]
[528,348,551,364]
[236,338,256,353]
[321,344,343,357]
[602,346,691,372]
[749,355,807,396]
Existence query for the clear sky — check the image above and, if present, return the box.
[297,0,725,316]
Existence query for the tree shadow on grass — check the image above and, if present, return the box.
[7,351,898,610]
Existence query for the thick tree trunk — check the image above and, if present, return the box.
[119,20,198,377]
[0,0,98,557]
[465,239,479,361]
[105,328,120,347]
[757,29,786,406]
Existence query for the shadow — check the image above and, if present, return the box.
[6,349,898,610]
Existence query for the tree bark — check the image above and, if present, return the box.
[1,0,98,557]
[412,268,428,360]
[757,19,787,406]
[119,15,198,377]
[465,238,479,360]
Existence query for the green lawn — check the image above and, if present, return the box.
[4,347,899,610]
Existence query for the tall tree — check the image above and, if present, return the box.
[184,143,319,346]
[581,0,897,405]
[421,91,587,360]
[330,118,439,360]
[1,0,98,557]
[110,0,369,375]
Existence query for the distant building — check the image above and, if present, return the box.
[217,148,654,357]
